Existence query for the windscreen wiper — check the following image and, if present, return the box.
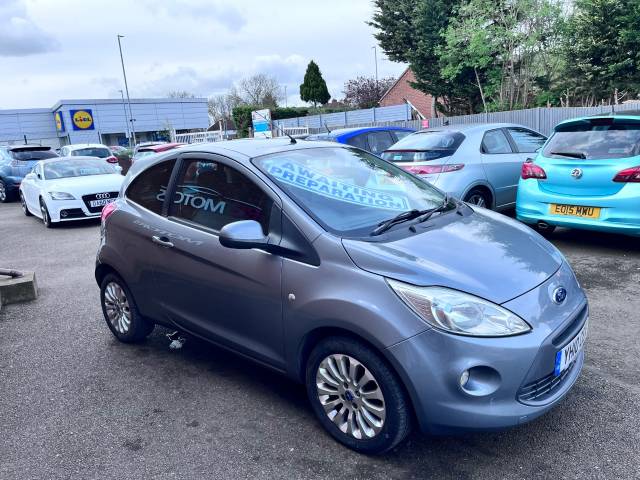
[550,151,587,159]
[370,209,433,236]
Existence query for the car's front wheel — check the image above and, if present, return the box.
[305,336,411,454]
[464,188,491,208]
[20,192,32,216]
[39,198,54,228]
[100,273,154,343]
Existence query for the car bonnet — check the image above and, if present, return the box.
[341,208,563,305]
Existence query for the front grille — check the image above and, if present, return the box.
[82,192,118,213]
[517,360,577,403]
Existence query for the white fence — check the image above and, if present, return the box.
[174,131,223,144]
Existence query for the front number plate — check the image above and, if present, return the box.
[550,204,601,219]
[89,198,116,208]
[554,322,588,376]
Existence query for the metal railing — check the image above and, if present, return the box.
[174,131,223,144]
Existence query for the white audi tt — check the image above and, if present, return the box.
[19,156,124,228]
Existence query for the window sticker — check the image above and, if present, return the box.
[263,160,410,211]
[157,185,226,214]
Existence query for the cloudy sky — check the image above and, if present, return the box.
[0,0,406,110]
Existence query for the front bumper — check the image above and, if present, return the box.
[386,262,588,434]
[516,179,640,236]
[46,198,101,222]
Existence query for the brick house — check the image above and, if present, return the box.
[379,67,436,119]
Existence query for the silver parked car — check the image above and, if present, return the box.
[96,139,586,454]
[382,123,547,210]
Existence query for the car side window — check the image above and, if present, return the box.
[168,159,273,234]
[367,131,395,155]
[507,127,547,153]
[481,129,513,154]
[126,159,176,214]
[345,133,369,151]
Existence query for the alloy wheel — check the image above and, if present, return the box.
[40,201,50,226]
[0,182,6,202]
[315,354,386,440]
[466,193,487,207]
[20,193,28,214]
[103,282,132,334]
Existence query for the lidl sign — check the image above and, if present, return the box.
[70,109,95,130]
[54,111,65,132]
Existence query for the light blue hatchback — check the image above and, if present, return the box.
[517,114,640,236]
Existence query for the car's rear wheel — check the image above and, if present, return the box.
[305,336,411,454]
[100,273,154,343]
[464,188,491,208]
[39,198,54,228]
[20,192,32,216]
[0,180,11,203]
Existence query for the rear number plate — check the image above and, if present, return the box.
[89,198,115,208]
[550,204,601,219]
[554,322,588,376]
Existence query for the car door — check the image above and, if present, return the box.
[149,153,285,367]
[480,128,521,207]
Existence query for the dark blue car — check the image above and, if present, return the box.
[0,145,58,202]
[307,126,414,156]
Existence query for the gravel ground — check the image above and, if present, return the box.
[1,202,639,480]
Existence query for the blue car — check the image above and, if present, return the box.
[517,113,640,237]
[307,126,414,156]
[0,145,58,202]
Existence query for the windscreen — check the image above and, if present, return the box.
[43,159,117,179]
[10,150,57,161]
[382,131,465,162]
[544,121,640,159]
[254,147,445,236]
[70,147,110,158]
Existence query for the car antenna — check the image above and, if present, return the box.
[324,121,331,133]
[253,109,296,144]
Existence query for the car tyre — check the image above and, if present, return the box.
[464,188,491,209]
[0,179,12,203]
[39,198,55,228]
[20,191,32,216]
[100,273,154,343]
[305,336,411,455]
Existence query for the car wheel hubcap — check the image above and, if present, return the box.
[316,354,386,439]
[0,183,5,201]
[104,282,132,334]
[20,194,27,211]
[41,204,49,224]
[467,194,486,207]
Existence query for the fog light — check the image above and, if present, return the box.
[459,370,470,388]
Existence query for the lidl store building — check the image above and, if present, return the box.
[0,98,209,148]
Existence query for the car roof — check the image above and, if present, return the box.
[7,144,52,151]
[555,114,640,130]
[66,143,110,150]
[138,142,185,152]
[317,126,414,139]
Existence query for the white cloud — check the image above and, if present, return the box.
[0,1,59,56]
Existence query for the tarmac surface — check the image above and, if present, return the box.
[1,201,639,479]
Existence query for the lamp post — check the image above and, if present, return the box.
[117,34,136,146]
[284,85,288,108]
[372,46,379,100]
[118,89,131,146]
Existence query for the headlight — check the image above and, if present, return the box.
[387,279,531,337]
[49,191,76,200]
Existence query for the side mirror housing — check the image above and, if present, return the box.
[219,220,270,250]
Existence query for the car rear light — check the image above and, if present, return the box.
[403,164,464,175]
[521,161,547,180]
[613,165,640,183]
[106,156,119,164]
[101,201,118,222]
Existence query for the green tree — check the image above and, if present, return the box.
[560,0,640,106]
[300,61,331,107]
[369,0,481,115]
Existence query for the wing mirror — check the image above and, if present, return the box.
[219,220,270,250]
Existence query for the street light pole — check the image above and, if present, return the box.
[118,89,131,146]
[117,34,136,146]
[372,46,379,100]
[284,85,288,108]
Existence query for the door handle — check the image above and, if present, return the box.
[151,235,174,248]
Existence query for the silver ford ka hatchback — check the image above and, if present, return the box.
[95,139,588,454]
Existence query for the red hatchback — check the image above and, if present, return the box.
[131,143,185,164]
